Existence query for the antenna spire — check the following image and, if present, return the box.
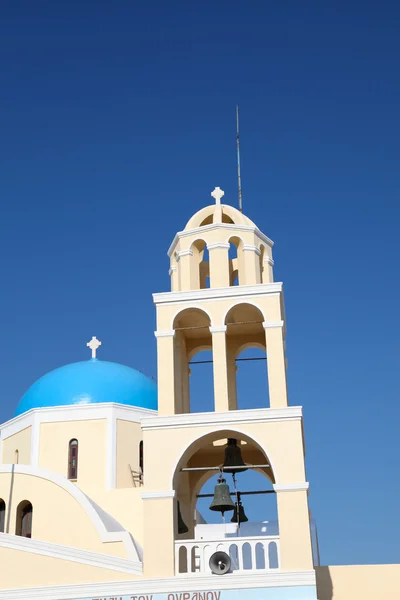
[236,105,243,212]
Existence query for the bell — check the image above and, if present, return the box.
[209,478,235,513]
[177,502,189,534]
[223,438,248,474]
[231,501,248,524]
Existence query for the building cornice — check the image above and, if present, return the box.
[141,490,176,500]
[142,406,302,431]
[168,222,274,257]
[153,282,283,306]
[0,570,317,599]
[273,482,310,493]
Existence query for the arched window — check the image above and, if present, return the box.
[0,499,5,533]
[16,501,32,538]
[139,440,144,476]
[68,439,78,480]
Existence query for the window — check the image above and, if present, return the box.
[139,441,144,476]
[68,439,78,479]
[16,501,32,538]
[0,499,5,533]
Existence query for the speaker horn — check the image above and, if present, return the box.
[209,551,231,575]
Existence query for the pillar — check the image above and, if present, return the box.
[264,321,288,408]
[177,250,193,290]
[274,483,314,570]
[207,243,230,288]
[242,245,261,285]
[263,255,274,283]
[226,343,238,410]
[155,330,176,415]
[210,326,230,412]
[142,491,175,577]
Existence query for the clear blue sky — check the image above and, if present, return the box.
[1,1,399,566]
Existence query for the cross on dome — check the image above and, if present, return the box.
[211,186,224,206]
[87,336,102,359]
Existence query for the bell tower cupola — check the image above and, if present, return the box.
[153,188,288,416]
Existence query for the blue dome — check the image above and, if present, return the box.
[15,359,157,416]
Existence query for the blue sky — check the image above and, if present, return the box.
[0,1,399,566]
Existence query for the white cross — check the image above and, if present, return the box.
[87,336,102,359]
[211,186,224,206]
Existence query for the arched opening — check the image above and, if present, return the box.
[228,237,243,286]
[0,499,5,533]
[173,430,278,574]
[139,440,144,477]
[173,309,212,414]
[259,245,265,283]
[68,439,78,480]
[225,304,268,410]
[16,501,33,538]
[190,240,209,289]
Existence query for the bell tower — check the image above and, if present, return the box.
[154,186,288,415]
[142,188,314,590]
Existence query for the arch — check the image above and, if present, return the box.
[228,236,244,286]
[139,440,144,476]
[171,427,277,491]
[173,308,212,414]
[190,239,209,289]
[259,245,266,283]
[184,205,256,230]
[68,438,78,480]
[223,301,267,326]
[172,305,213,331]
[0,498,5,533]
[0,464,140,561]
[16,500,33,538]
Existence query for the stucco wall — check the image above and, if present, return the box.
[116,419,142,488]
[316,565,400,600]
[38,419,107,489]
[0,547,136,589]
[2,426,32,465]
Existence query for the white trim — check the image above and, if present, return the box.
[168,266,177,276]
[141,490,176,499]
[142,406,302,431]
[176,249,193,258]
[168,223,274,256]
[30,413,39,467]
[243,244,261,256]
[106,406,117,489]
[264,256,275,266]
[263,320,284,329]
[0,570,317,599]
[0,532,141,575]
[206,242,230,250]
[0,464,140,561]
[153,282,283,306]
[209,325,227,333]
[154,329,176,338]
[273,482,310,492]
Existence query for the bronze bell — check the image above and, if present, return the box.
[209,478,235,513]
[222,438,248,474]
[177,501,189,534]
[231,500,248,523]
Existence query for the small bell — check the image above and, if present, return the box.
[209,477,235,513]
[231,500,248,524]
[222,438,248,474]
[177,501,189,534]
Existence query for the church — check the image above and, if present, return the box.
[0,189,398,600]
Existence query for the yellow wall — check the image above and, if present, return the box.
[0,471,127,557]
[2,427,32,465]
[116,419,142,488]
[0,547,137,589]
[38,419,107,490]
[316,565,400,600]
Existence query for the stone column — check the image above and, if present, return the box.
[142,491,175,577]
[263,321,288,408]
[210,326,230,412]
[155,330,176,415]
[274,483,314,570]
[208,243,230,288]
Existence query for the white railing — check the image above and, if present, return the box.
[175,536,280,575]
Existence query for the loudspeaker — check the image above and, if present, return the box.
[209,551,231,575]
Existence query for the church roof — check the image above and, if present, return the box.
[15,359,157,416]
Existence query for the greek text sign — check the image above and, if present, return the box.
[88,586,317,600]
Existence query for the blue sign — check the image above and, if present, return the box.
[85,586,317,600]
